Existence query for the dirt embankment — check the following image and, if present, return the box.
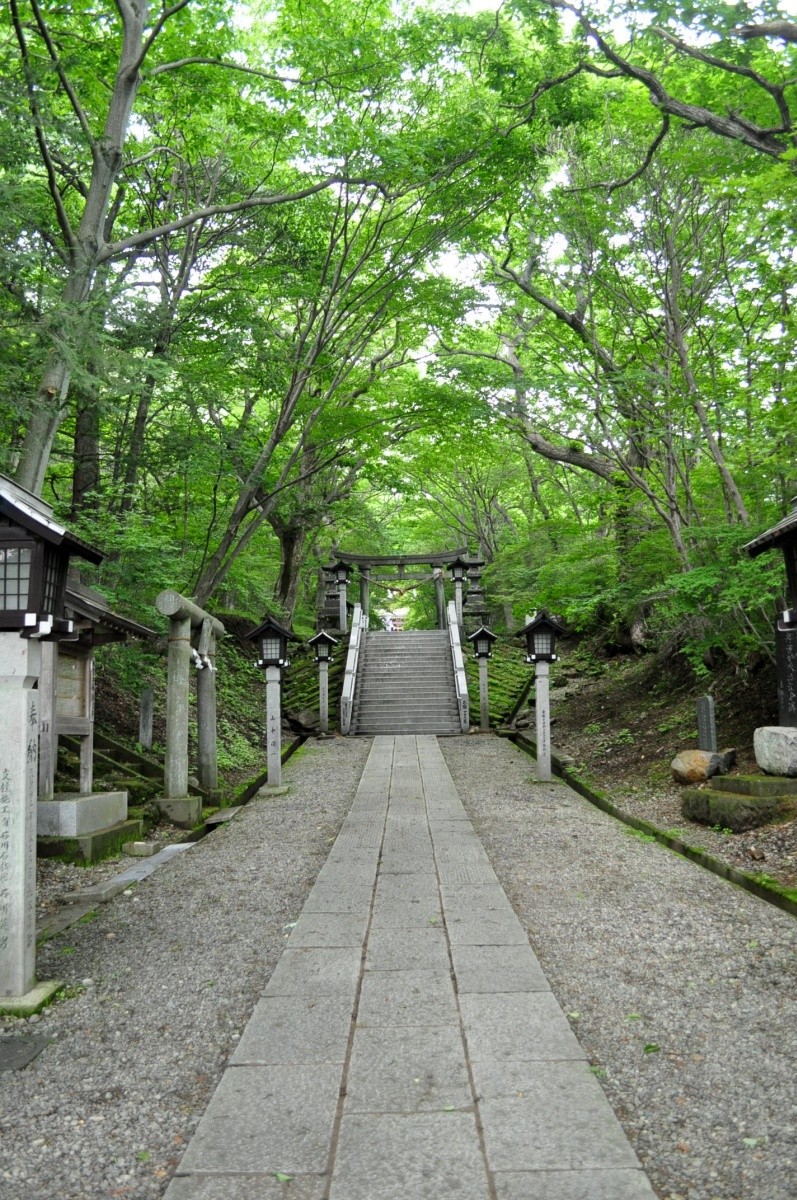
[517,644,797,892]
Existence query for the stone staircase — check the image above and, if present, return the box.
[351,630,462,735]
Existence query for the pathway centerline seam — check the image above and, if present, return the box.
[322,735,394,1198]
[420,735,499,1200]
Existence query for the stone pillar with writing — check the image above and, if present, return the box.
[478,657,490,732]
[266,665,282,787]
[535,661,552,783]
[319,660,329,736]
[0,635,41,999]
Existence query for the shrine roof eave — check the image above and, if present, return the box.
[333,546,471,568]
[65,584,157,641]
[743,508,797,558]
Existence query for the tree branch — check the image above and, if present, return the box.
[99,175,389,261]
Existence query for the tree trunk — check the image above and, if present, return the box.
[70,392,101,518]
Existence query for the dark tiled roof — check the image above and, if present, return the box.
[743,508,797,557]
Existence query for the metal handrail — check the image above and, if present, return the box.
[447,600,470,732]
[340,604,367,734]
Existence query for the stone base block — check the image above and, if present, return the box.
[754,726,797,776]
[682,788,779,833]
[155,796,202,828]
[37,818,143,865]
[0,979,63,1018]
[37,791,128,837]
[122,841,161,857]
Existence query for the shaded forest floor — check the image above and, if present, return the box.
[534,643,797,892]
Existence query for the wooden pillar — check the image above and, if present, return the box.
[37,641,57,800]
[0,635,41,998]
[266,665,282,786]
[79,655,94,795]
[535,661,551,782]
[359,568,370,616]
[196,619,218,794]
[164,614,191,798]
[434,569,446,629]
[319,661,329,735]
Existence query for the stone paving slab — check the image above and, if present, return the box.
[175,1063,342,1175]
[493,1168,658,1200]
[329,1113,490,1200]
[165,1175,327,1200]
[166,734,656,1200]
[344,1024,472,1112]
[230,996,353,1066]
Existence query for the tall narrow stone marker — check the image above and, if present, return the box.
[535,660,552,782]
[139,686,154,751]
[266,665,282,786]
[319,660,329,735]
[338,580,348,635]
[697,694,718,753]
[478,657,490,731]
[0,636,40,999]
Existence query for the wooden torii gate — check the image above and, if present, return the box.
[329,547,479,629]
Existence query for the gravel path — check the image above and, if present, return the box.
[4,733,796,1200]
[0,737,371,1200]
[440,735,797,1200]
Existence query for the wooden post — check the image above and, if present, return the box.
[79,655,94,795]
[37,640,57,800]
[196,619,218,794]
[359,568,370,616]
[164,614,191,799]
[0,635,41,998]
[319,661,329,735]
[535,661,552,782]
[266,665,282,786]
[434,569,446,629]
[139,687,154,751]
[478,657,490,732]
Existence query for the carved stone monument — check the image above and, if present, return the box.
[697,694,718,753]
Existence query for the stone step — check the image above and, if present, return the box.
[355,720,460,729]
[681,787,783,833]
[709,774,797,797]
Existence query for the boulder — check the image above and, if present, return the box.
[754,726,797,777]
[671,748,733,785]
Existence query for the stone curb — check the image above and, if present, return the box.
[504,730,797,921]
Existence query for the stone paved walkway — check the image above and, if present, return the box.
[164,736,656,1200]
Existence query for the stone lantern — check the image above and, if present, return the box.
[0,474,102,1010]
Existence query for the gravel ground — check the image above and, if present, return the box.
[0,736,371,1200]
[440,735,797,1200]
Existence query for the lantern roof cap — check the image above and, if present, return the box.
[246,614,301,643]
[308,629,338,646]
[467,625,497,643]
[0,473,103,564]
[516,609,566,639]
